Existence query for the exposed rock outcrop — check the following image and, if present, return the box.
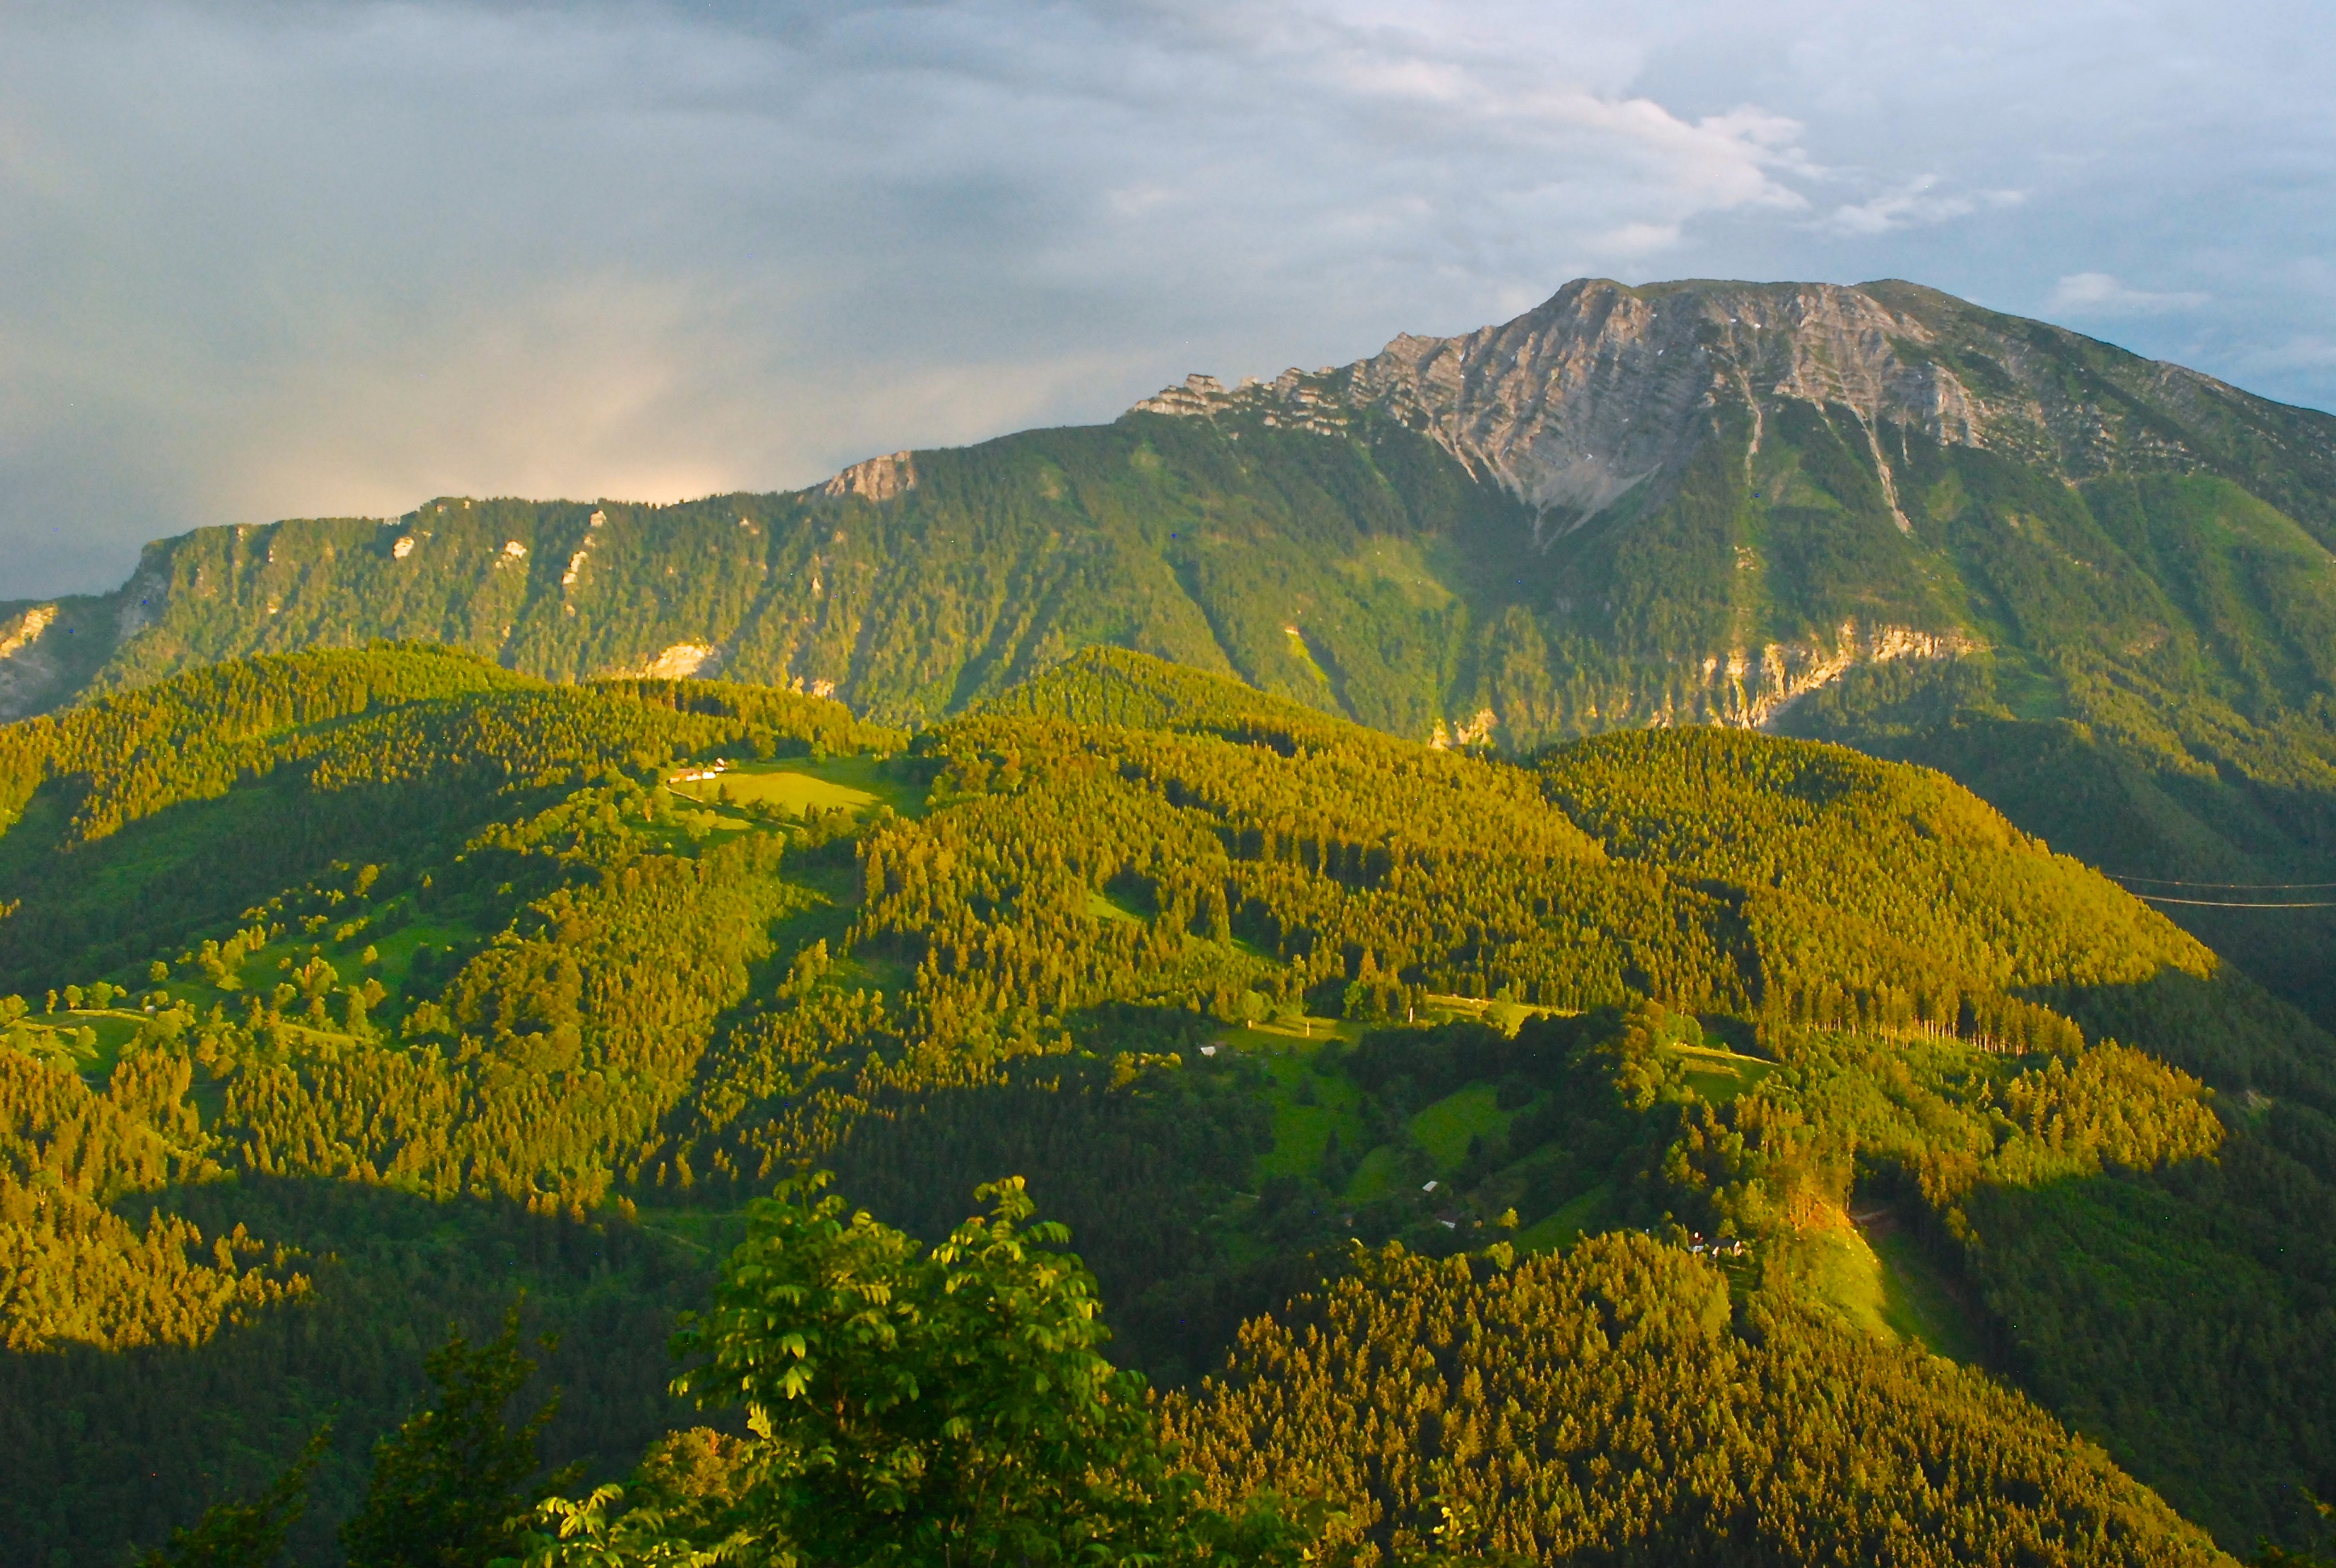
[822,451,917,503]
[1709,620,1980,731]
[0,603,86,721]
[7,276,2331,756]
[1346,280,1984,522]
[604,642,721,680]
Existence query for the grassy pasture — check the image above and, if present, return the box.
[1343,1144,1412,1204]
[666,754,927,818]
[1086,890,1144,924]
[1670,1042,1772,1104]
[1417,991,1574,1033]
[1254,1051,1365,1181]
[1515,1182,1612,1253]
[1410,1082,1512,1170]
[672,768,877,814]
[1771,1221,1895,1338]
[357,922,476,994]
[1872,1228,1988,1363]
[1775,1208,1988,1362]
[1227,1013,1359,1047]
[6,1009,150,1078]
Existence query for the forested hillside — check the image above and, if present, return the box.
[2,644,2333,1563]
[6,277,2334,1036]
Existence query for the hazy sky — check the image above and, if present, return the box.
[5,0,2333,598]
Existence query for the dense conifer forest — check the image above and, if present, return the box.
[2,642,2332,1565]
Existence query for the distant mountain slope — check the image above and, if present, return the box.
[20,277,2334,745]
[6,277,2336,1021]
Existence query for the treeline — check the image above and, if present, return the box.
[1538,724,2205,1008]
[0,649,905,1365]
[0,644,524,836]
[841,653,2261,1076]
[215,831,799,1212]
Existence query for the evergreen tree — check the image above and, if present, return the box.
[342,1310,575,1568]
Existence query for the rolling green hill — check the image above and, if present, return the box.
[1,645,2333,1562]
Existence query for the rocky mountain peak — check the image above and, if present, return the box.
[1352,278,1988,519]
[1133,277,1991,518]
[1129,276,2315,527]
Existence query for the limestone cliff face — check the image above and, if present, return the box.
[1345,279,1983,524]
[821,451,917,503]
[0,605,65,719]
[1131,279,2017,731]
[1684,621,1982,732]
[1139,281,1975,516]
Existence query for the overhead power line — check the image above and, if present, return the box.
[2130,893,2336,909]
[2109,874,2336,890]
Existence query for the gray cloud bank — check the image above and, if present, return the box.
[4,0,2333,597]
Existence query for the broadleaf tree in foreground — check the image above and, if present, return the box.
[515,1174,1331,1568]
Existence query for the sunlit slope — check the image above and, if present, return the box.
[13,282,2333,753]
[939,648,2257,1068]
[889,653,2336,1549]
[0,649,911,1565]
[1166,1234,2228,1566]
[19,410,1528,740]
[1539,724,2329,1095]
[0,644,896,990]
[972,642,1341,735]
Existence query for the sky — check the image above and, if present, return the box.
[4,1,2334,599]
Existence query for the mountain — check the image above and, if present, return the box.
[3,644,2334,1562]
[6,276,2336,1028]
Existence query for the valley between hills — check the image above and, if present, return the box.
[3,278,2335,1566]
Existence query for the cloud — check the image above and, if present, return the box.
[1589,222,1687,257]
[2,0,2334,596]
[2047,272,2213,316]
[1821,176,2024,236]
[2234,335,2336,374]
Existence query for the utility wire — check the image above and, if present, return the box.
[2130,893,2336,909]
[2109,874,2336,890]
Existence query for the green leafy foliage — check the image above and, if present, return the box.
[520,1174,1333,1568]
[661,1174,1181,1566]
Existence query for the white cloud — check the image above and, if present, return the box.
[1588,222,1686,257]
[2235,335,2336,373]
[1821,176,2024,236]
[2048,272,2213,316]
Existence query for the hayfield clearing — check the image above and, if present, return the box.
[669,765,877,814]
